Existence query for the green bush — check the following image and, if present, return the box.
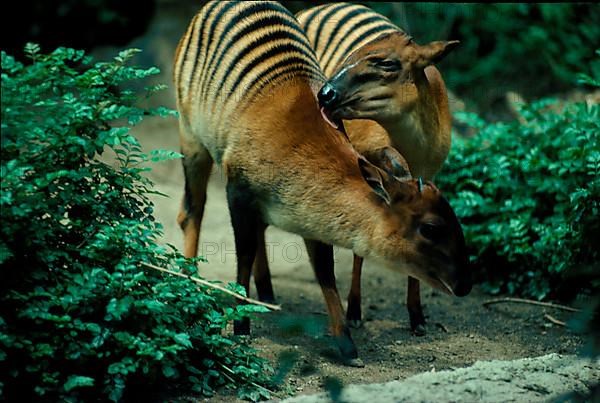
[0,45,272,401]
[436,65,600,300]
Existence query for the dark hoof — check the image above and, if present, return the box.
[343,357,365,367]
[346,301,362,328]
[256,283,275,304]
[412,324,426,336]
[408,309,426,336]
[348,319,363,329]
[335,328,359,365]
[234,318,250,335]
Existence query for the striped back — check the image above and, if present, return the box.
[174,1,325,123]
[296,3,404,77]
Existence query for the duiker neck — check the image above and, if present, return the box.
[383,70,449,180]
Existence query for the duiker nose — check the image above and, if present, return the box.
[318,83,338,107]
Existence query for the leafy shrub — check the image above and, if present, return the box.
[0,45,272,401]
[436,64,600,300]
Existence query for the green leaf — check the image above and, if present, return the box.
[173,333,192,348]
[149,149,183,162]
[106,296,134,320]
[162,365,178,378]
[63,376,95,392]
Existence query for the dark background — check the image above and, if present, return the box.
[3,1,598,118]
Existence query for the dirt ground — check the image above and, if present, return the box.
[131,116,587,402]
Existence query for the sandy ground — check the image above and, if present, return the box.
[130,116,591,402]
[282,353,599,403]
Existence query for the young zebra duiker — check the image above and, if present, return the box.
[297,2,462,334]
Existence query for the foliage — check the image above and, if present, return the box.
[0,45,272,401]
[436,60,600,300]
[365,3,600,113]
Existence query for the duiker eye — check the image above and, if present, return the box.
[419,222,445,242]
[374,59,401,71]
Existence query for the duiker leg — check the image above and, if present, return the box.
[305,239,363,367]
[253,228,275,303]
[226,180,259,335]
[177,136,213,259]
[346,254,363,328]
[407,276,426,336]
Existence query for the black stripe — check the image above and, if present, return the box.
[202,2,272,91]
[187,0,235,94]
[243,56,323,100]
[297,5,324,34]
[240,65,322,113]
[325,21,396,73]
[352,72,384,84]
[319,7,366,67]
[223,40,317,98]
[207,11,310,93]
[176,13,198,104]
[196,1,232,82]
[215,27,315,96]
[313,3,349,61]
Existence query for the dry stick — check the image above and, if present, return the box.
[140,262,281,311]
[482,297,580,313]
[217,362,279,398]
[544,314,566,327]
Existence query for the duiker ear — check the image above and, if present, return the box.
[415,40,459,69]
[370,146,412,181]
[358,156,391,205]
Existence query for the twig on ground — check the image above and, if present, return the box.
[140,262,281,311]
[482,297,579,312]
[217,362,280,398]
[435,323,449,333]
[544,314,566,327]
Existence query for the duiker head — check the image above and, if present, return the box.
[358,156,471,297]
[319,33,458,125]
